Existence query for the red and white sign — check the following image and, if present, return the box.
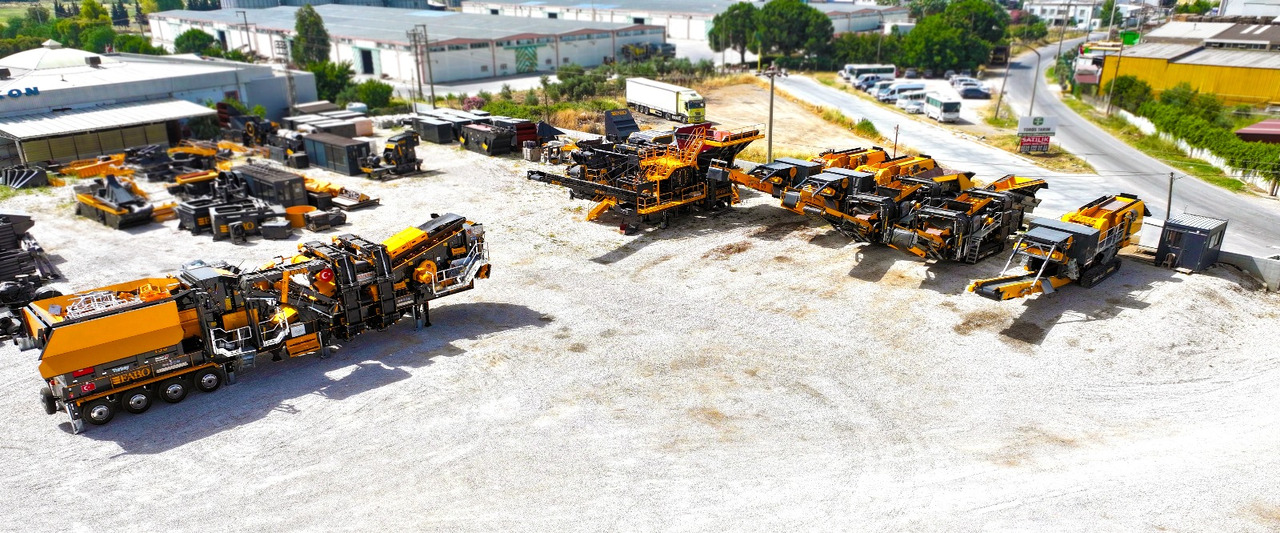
[1019,136,1051,145]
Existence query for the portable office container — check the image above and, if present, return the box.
[303,133,372,176]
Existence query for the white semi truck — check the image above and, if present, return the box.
[624,77,705,124]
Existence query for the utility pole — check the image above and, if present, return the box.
[1055,2,1078,59]
[876,11,884,63]
[407,29,423,102]
[422,24,442,108]
[236,10,255,58]
[1104,20,1129,115]
[994,39,1022,120]
[276,39,297,115]
[764,65,784,162]
[1028,46,1043,117]
[892,124,899,158]
[1166,172,1176,220]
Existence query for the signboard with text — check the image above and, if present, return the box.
[1019,135,1051,153]
[1017,116,1057,136]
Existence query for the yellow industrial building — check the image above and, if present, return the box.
[1099,22,1280,105]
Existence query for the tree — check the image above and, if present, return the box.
[901,15,990,71]
[26,6,52,24]
[708,2,758,64]
[140,0,181,14]
[757,0,832,57]
[292,4,329,66]
[82,25,115,52]
[174,27,216,54]
[80,0,109,22]
[307,60,353,102]
[113,33,165,54]
[907,0,948,19]
[942,0,1010,44]
[1102,75,1151,112]
[353,79,394,108]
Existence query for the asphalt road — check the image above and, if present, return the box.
[999,39,1280,256]
[773,75,1110,238]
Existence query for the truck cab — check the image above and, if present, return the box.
[680,93,706,123]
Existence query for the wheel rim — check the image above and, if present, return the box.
[199,373,219,389]
[127,393,148,410]
[89,404,110,421]
[164,383,184,400]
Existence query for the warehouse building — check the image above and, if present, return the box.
[150,6,666,84]
[219,0,440,9]
[0,40,315,168]
[462,0,908,42]
[1100,20,1280,104]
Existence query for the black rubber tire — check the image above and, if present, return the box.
[159,378,189,404]
[41,386,56,415]
[83,399,115,425]
[122,387,153,414]
[193,368,223,393]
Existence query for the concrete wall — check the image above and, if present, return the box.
[1117,109,1272,190]
[463,4,714,41]
[1218,251,1280,290]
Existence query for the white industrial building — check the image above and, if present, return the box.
[150,5,667,84]
[1220,0,1280,17]
[462,0,907,42]
[1022,0,1101,28]
[0,41,314,167]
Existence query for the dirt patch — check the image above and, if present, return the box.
[1250,502,1280,525]
[750,220,807,240]
[954,307,1011,335]
[703,241,752,260]
[704,82,878,161]
[568,343,587,353]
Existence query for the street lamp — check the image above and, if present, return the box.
[994,42,1043,120]
[1166,172,1182,220]
[762,65,787,163]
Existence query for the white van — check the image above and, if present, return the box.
[923,92,961,123]
[877,82,925,103]
[895,90,928,113]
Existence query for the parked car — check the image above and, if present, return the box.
[959,86,991,99]
[957,80,985,91]
[900,99,925,114]
[923,68,935,78]
[904,68,919,79]
[950,76,980,88]
[878,82,925,103]
[960,69,973,78]
[869,79,897,97]
[896,90,928,110]
[855,74,891,91]
[944,69,957,80]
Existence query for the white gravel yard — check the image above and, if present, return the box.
[2,133,1278,531]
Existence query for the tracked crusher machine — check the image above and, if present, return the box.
[73,175,176,229]
[968,194,1149,300]
[13,214,490,433]
[527,124,763,226]
[886,175,1048,263]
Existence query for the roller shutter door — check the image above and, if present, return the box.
[98,130,124,153]
[47,135,77,161]
[73,132,102,159]
[121,126,147,148]
[21,139,51,163]
[144,123,167,144]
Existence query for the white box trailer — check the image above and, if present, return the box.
[624,77,705,124]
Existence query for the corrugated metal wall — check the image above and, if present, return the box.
[1103,55,1280,104]
[18,124,171,165]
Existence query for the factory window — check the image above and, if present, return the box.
[537,37,554,43]
[548,12,557,19]
[430,46,445,52]
[481,65,488,72]
[633,17,644,24]
[471,42,489,49]
[546,58,552,65]
[501,63,509,70]
[594,33,609,39]
[490,8,498,14]
[516,39,533,45]
[449,44,467,50]
[563,57,570,63]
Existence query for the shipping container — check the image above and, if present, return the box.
[303,133,372,176]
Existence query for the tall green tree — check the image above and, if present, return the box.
[140,0,181,14]
[292,4,329,66]
[902,15,990,71]
[942,0,1009,44]
[708,2,758,64]
[907,0,947,19]
[82,24,115,52]
[174,27,215,53]
[307,60,353,102]
[80,0,110,22]
[757,0,832,57]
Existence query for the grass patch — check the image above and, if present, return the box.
[989,134,1095,173]
[737,144,816,163]
[984,102,1018,129]
[694,73,760,92]
[1061,95,1246,192]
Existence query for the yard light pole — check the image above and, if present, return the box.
[876,11,885,63]
[236,10,254,58]
[416,24,436,108]
[762,65,786,163]
[1027,45,1043,117]
[1166,172,1182,220]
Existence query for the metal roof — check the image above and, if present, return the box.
[1235,118,1280,142]
[1142,21,1236,41]
[153,5,654,47]
[1121,42,1203,59]
[470,0,759,16]
[1166,213,1228,232]
[1206,22,1280,45]
[1176,47,1280,68]
[0,99,214,140]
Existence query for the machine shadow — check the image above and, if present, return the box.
[76,302,547,454]
[998,258,1178,346]
[590,203,807,265]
